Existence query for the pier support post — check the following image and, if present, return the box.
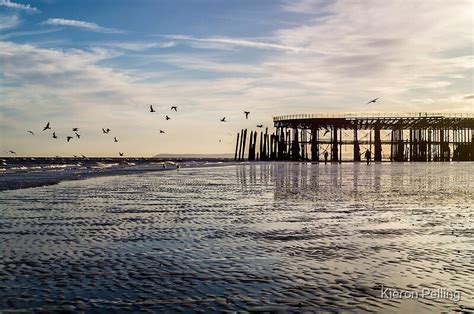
[311,129,319,161]
[353,126,360,161]
[291,128,300,161]
[332,127,338,162]
[374,125,382,162]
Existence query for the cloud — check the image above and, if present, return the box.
[42,18,122,33]
[0,0,39,13]
[0,13,19,30]
[102,41,175,51]
[164,34,304,52]
[463,94,474,100]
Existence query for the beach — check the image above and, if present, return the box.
[0,162,472,312]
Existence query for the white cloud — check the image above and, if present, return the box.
[101,41,175,51]
[42,18,122,33]
[165,34,304,52]
[0,0,39,13]
[0,13,19,30]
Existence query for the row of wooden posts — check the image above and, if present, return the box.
[234,128,275,161]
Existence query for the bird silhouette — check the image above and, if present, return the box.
[221,117,226,122]
[150,105,156,112]
[66,136,73,142]
[244,111,250,119]
[9,150,17,155]
[166,115,171,120]
[43,122,51,131]
[52,132,57,139]
[366,97,379,104]
[75,132,80,139]
[114,137,118,142]
[102,128,110,134]
[72,128,79,131]
[256,124,263,128]
[27,130,35,136]
[119,152,124,156]
[171,106,177,111]
[159,130,165,133]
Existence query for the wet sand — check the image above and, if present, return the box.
[0,162,473,312]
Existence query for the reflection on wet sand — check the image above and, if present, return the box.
[0,162,472,312]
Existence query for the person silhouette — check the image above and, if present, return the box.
[324,151,329,164]
[365,149,371,165]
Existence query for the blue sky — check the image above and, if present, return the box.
[0,0,472,156]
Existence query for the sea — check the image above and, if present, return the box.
[0,160,473,312]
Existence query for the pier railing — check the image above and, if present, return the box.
[273,112,474,122]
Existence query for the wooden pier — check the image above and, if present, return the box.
[234,113,474,162]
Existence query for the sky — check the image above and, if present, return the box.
[0,0,473,157]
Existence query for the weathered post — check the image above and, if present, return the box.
[234,132,240,161]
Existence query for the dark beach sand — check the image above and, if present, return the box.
[0,162,472,312]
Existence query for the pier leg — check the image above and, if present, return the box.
[332,127,338,162]
[311,129,319,161]
[374,126,382,162]
[354,126,360,161]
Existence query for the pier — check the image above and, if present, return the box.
[235,113,474,162]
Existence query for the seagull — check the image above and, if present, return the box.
[75,132,80,139]
[150,105,156,112]
[27,130,35,136]
[159,130,165,133]
[66,136,73,142]
[52,132,57,139]
[102,128,110,134]
[119,152,124,156]
[9,150,17,155]
[72,128,79,131]
[114,137,118,142]
[256,125,263,128]
[43,122,51,131]
[244,111,250,119]
[221,117,226,122]
[171,106,177,111]
[366,97,379,104]
[166,115,171,120]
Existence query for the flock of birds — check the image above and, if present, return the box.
[6,104,270,157]
[6,98,380,157]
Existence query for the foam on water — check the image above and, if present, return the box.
[0,162,472,312]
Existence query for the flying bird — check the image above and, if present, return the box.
[366,97,379,104]
[27,130,34,136]
[66,136,73,142]
[72,128,79,131]
[171,106,177,111]
[75,133,80,139]
[114,137,118,142]
[150,105,156,113]
[166,115,171,120]
[52,132,57,139]
[102,128,110,134]
[43,122,51,131]
[119,152,124,156]
[256,125,263,128]
[244,111,250,119]
[9,150,17,155]
[221,117,226,122]
[159,130,165,133]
